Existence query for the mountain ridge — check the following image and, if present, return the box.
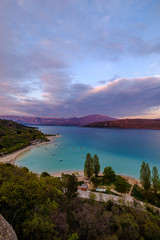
[83,118,160,130]
[0,114,116,126]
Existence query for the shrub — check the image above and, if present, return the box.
[103,167,116,182]
[114,176,131,194]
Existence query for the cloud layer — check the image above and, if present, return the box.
[0,0,160,118]
[1,75,160,118]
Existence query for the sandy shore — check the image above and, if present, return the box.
[52,170,85,180]
[51,170,140,185]
[0,136,140,186]
[121,175,140,186]
[0,136,56,164]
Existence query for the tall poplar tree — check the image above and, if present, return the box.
[84,153,94,178]
[93,154,100,176]
[152,166,159,194]
[140,161,151,191]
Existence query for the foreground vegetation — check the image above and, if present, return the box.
[84,154,131,195]
[0,119,48,155]
[1,163,160,240]
[84,154,160,207]
[131,162,160,208]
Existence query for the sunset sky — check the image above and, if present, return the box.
[0,0,160,118]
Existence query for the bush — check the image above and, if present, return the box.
[114,176,131,194]
[131,184,145,201]
[91,176,102,188]
[41,172,51,177]
[77,181,84,186]
[103,167,116,182]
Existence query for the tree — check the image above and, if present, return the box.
[114,176,131,195]
[140,161,151,191]
[103,167,116,182]
[91,176,101,188]
[62,174,78,199]
[93,154,100,176]
[118,213,140,240]
[84,153,94,178]
[152,166,159,193]
[41,172,51,177]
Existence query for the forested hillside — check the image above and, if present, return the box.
[84,118,160,129]
[0,119,47,155]
[1,163,160,240]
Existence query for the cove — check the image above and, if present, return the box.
[15,126,160,178]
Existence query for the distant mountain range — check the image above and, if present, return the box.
[83,118,160,130]
[0,114,116,126]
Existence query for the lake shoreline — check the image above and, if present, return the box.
[0,135,58,164]
[51,170,140,185]
[0,146,140,185]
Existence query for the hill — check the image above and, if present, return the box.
[0,119,47,155]
[0,114,116,126]
[1,163,160,240]
[83,118,160,130]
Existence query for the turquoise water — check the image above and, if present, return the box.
[15,126,160,178]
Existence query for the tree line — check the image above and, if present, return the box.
[84,153,100,178]
[84,154,131,195]
[84,154,160,201]
[129,161,160,207]
[140,161,159,193]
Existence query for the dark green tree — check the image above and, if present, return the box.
[41,172,51,177]
[103,166,116,182]
[152,166,159,194]
[93,154,100,176]
[140,161,151,191]
[90,176,101,188]
[114,176,131,195]
[62,174,78,199]
[84,153,94,178]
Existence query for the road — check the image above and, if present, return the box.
[78,189,145,209]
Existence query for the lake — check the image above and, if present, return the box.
[15,126,160,178]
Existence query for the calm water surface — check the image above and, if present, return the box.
[15,126,160,178]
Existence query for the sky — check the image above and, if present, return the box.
[0,0,160,118]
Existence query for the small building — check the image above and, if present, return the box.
[81,184,88,191]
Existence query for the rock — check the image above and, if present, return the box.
[0,214,18,240]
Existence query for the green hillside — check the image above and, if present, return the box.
[0,119,48,155]
[1,163,160,240]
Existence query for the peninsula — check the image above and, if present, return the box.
[0,119,52,159]
[83,118,160,130]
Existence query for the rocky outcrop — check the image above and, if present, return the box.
[0,215,18,240]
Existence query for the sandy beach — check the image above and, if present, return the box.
[51,170,85,180]
[0,136,56,165]
[51,170,140,185]
[0,134,140,186]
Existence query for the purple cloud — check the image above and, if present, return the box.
[1,75,160,118]
[0,0,160,118]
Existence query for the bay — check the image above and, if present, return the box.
[15,126,160,178]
